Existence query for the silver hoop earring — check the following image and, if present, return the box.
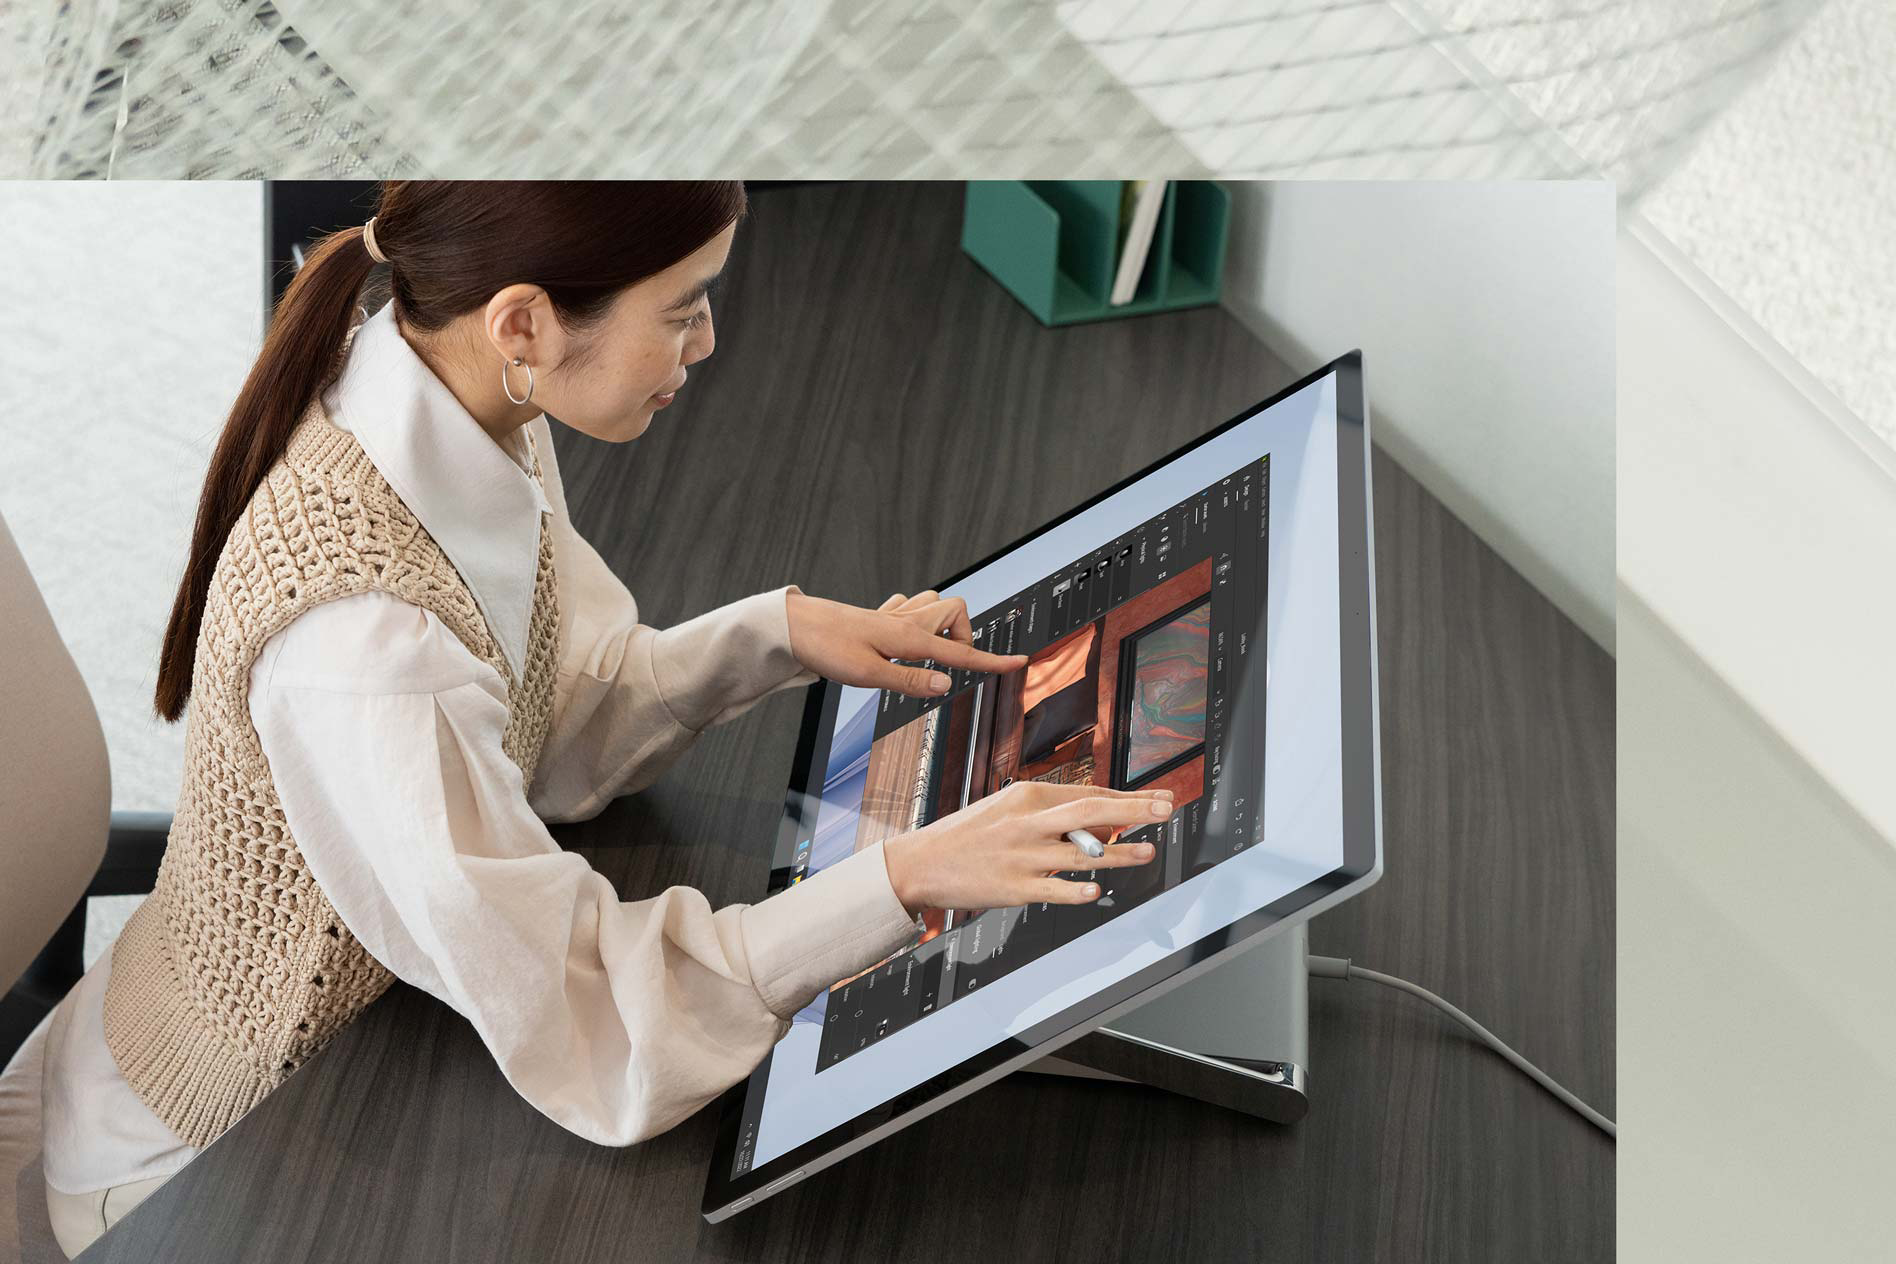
[502,356,534,406]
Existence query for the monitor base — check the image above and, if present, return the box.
[1019,922,1310,1123]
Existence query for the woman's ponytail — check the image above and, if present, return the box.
[153,180,747,724]
[152,227,379,723]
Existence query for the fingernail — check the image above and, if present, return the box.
[1154,789,1175,800]
[1083,884,1099,898]
[1137,843,1155,858]
[928,672,950,692]
[1151,800,1172,818]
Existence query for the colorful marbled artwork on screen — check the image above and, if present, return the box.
[1124,600,1210,782]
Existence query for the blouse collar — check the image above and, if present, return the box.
[319,302,552,685]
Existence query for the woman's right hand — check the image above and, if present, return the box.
[882,781,1172,916]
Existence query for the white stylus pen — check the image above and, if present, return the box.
[1065,828,1106,859]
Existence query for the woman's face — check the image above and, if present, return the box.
[541,221,735,443]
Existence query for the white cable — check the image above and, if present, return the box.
[1308,954,1616,1139]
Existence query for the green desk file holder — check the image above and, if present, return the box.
[960,180,1229,327]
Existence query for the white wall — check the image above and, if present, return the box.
[1616,216,1896,1257]
[1620,588,1896,1263]
[1618,217,1896,850]
[1220,180,1616,652]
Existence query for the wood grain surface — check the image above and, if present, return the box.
[83,182,1613,1263]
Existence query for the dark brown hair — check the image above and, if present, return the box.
[154,180,748,723]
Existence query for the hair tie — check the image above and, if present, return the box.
[361,216,389,265]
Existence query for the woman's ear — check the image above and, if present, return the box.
[484,283,561,369]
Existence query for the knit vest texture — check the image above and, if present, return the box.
[102,397,561,1148]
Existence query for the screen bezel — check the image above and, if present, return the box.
[703,349,1379,1219]
[1111,594,1214,789]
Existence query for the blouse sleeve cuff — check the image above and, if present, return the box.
[650,584,815,732]
[738,838,919,1021]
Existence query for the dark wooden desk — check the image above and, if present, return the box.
[86,183,1613,1262]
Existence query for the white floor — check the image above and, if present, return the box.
[0,182,262,815]
[1640,0,1895,448]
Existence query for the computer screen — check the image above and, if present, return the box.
[707,353,1379,1216]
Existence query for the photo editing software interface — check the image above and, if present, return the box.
[813,459,1269,1073]
[734,456,1272,1178]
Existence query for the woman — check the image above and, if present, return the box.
[37,181,1167,1256]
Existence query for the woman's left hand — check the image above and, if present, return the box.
[785,590,1027,698]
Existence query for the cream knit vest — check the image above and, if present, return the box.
[102,397,561,1147]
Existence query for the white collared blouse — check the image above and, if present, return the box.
[39,305,918,1195]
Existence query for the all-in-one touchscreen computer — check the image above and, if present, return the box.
[704,351,1381,1219]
